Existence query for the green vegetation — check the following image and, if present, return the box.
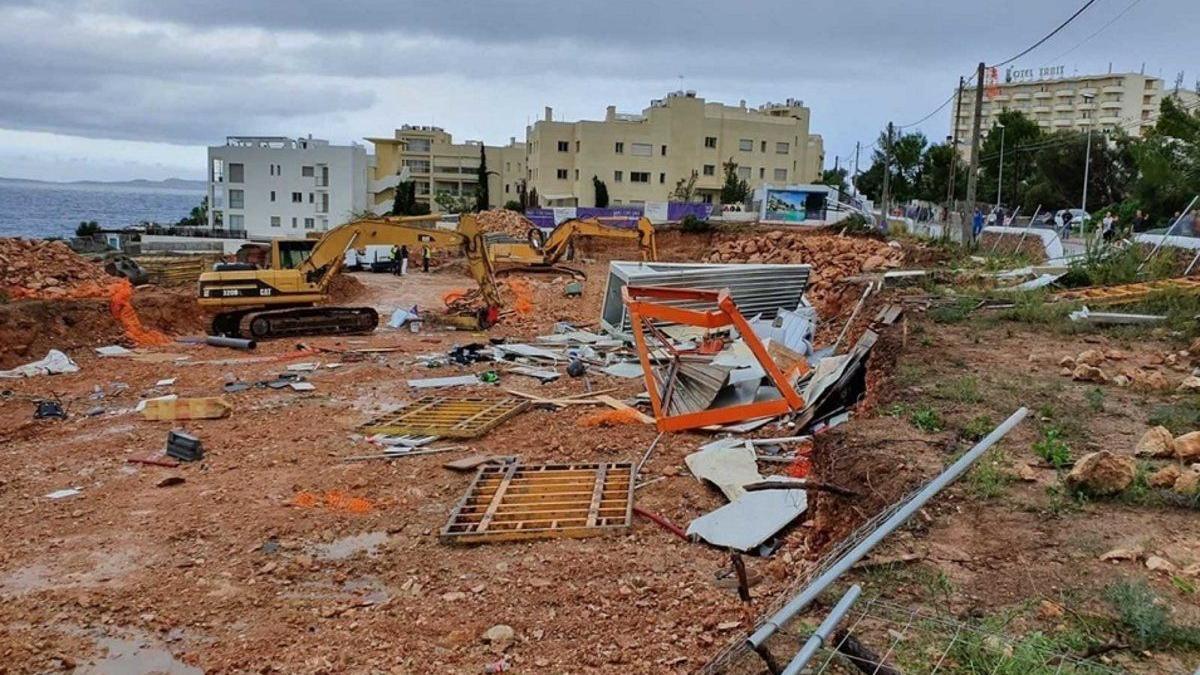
[474,144,489,212]
[908,405,943,433]
[933,375,983,404]
[1147,396,1200,435]
[719,157,751,204]
[75,220,100,237]
[930,296,980,324]
[961,414,995,442]
[1084,387,1105,413]
[592,175,609,208]
[679,214,709,233]
[1105,580,1200,651]
[967,450,1013,500]
[503,200,523,212]
[1033,427,1072,469]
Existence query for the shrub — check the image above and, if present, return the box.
[680,214,710,233]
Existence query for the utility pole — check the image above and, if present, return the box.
[880,122,894,228]
[852,141,860,195]
[946,77,965,223]
[964,62,986,245]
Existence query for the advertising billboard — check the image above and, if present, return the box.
[762,188,811,223]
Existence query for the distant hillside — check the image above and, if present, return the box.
[0,176,207,191]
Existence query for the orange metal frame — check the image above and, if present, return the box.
[622,285,809,432]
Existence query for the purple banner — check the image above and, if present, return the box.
[667,202,714,222]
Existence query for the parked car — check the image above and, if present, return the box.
[1054,209,1090,234]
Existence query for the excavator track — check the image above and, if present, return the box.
[232,306,379,339]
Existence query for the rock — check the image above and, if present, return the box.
[1058,356,1075,368]
[1183,563,1200,577]
[1037,600,1065,620]
[1072,364,1107,383]
[1100,547,1143,562]
[1135,427,1175,458]
[1113,374,1131,387]
[441,591,467,602]
[1060,367,1074,377]
[1076,349,1106,367]
[1145,556,1178,574]
[482,624,515,651]
[1175,432,1200,462]
[1066,451,1136,495]
[1016,464,1038,482]
[1131,370,1172,392]
[1149,465,1181,488]
[1173,469,1200,495]
[1105,349,1127,361]
[1179,376,1200,392]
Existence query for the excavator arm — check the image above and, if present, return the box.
[536,216,658,264]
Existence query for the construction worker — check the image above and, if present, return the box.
[390,245,402,276]
[398,244,409,276]
[422,244,431,273]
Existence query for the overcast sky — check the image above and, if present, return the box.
[0,0,1196,182]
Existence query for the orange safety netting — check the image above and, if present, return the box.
[6,278,171,347]
[292,490,374,514]
[442,288,469,306]
[578,408,645,427]
[505,278,534,315]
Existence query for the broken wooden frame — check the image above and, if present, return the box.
[358,396,528,439]
[440,461,634,544]
[622,285,808,432]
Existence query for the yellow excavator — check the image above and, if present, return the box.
[486,216,658,276]
[197,214,502,338]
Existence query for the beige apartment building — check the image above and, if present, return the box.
[366,126,526,213]
[525,91,824,207]
[953,69,1198,162]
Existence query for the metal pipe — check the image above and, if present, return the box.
[1139,195,1198,273]
[781,585,863,675]
[746,407,1027,651]
[205,335,257,350]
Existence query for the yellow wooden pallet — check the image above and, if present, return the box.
[441,462,634,544]
[1050,276,1200,305]
[358,396,528,439]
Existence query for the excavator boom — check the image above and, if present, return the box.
[487,216,658,275]
[197,214,501,338]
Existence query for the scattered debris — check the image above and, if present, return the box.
[156,476,186,488]
[293,490,374,514]
[45,487,82,500]
[141,396,232,421]
[506,365,560,383]
[165,430,204,462]
[359,396,529,439]
[1068,306,1166,325]
[443,454,512,472]
[685,439,762,501]
[0,349,79,379]
[685,478,807,552]
[95,345,134,357]
[33,399,67,420]
[406,375,482,389]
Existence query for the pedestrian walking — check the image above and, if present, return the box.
[390,245,402,276]
[422,244,431,273]
[399,244,409,276]
[972,208,984,239]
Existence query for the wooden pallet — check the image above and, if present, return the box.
[358,396,528,439]
[1050,277,1200,305]
[441,462,634,544]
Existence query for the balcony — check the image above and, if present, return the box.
[1033,105,1051,114]
[1010,92,1032,101]
[1101,100,1123,110]
[1099,115,1121,125]
[1079,88,1097,98]
[1052,119,1073,127]
[1056,89,1075,98]
[1054,104,1074,112]
[1102,85,1124,94]
[1033,91,1053,99]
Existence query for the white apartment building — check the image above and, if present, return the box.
[207,136,370,239]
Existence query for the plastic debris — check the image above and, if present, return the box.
[0,350,80,379]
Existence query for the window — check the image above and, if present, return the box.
[704,136,717,148]
[759,168,765,179]
[661,145,668,156]
[659,173,666,184]
[228,189,244,209]
[631,143,653,157]
[302,166,314,177]
[776,142,790,154]
[574,169,580,180]
[505,184,510,193]
[291,192,303,203]
[291,217,298,228]
[614,142,624,154]
[761,141,766,153]
[308,193,314,204]
[774,168,788,181]
[269,190,276,203]
[228,163,244,183]
[304,218,314,229]
[630,172,650,183]
[505,162,510,171]
[737,166,751,180]
[228,214,244,229]
[407,138,431,153]
[701,193,713,204]
[556,169,568,179]
[703,164,716,176]
[557,141,569,152]
[270,216,281,228]
[739,138,753,152]
[575,140,580,152]
[614,170,623,182]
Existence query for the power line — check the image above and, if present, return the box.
[1049,0,1147,62]
[988,0,1102,68]
[897,90,960,130]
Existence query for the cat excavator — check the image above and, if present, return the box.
[486,216,658,276]
[197,214,502,338]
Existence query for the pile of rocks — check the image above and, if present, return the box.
[0,238,110,298]
[475,209,536,239]
[1067,426,1200,497]
[1057,347,1197,391]
[705,231,904,316]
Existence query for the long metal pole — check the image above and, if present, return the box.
[1139,195,1199,273]
[852,142,860,196]
[1014,205,1042,255]
[946,77,965,224]
[781,585,863,675]
[996,126,1006,209]
[1082,127,1092,215]
[746,407,1028,652]
[880,122,893,228]
[964,62,986,245]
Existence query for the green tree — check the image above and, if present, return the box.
[1024,130,1134,213]
[720,158,751,204]
[528,187,540,209]
[916,142,967,203]
[820,167,848,193]
[75,220,100,237]
[390,178,429,216]
[592,175,610,207]
[475,145,490,212]
[976,110,1043,209]
[1127,97,1200,224]
[435,191,473,214]
[855,129,927,203]
[177,196,209,227]
[671,169,698,202]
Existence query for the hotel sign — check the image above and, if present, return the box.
[1005,65,1065,82]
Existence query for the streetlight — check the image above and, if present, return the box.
[995,121,1006,210]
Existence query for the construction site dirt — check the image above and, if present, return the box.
[1,226,1198,673]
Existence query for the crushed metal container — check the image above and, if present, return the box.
[600,260,812,336]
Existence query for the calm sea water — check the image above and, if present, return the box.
[0,181,205,239]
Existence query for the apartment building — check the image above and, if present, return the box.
[206,136,369,239]
[366,126,526,214]
[952,69,1198,162]
[524,91,824,207]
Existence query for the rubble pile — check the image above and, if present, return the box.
[475,209,536,239]
[0,238,110,298]
[705,231,904,315]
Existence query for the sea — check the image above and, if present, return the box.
[0,180,206,239]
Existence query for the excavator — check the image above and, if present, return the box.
[486,216,658,276]
[196,214,502,339]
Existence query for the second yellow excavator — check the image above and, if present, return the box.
[486,216,657,276]
[197,214,502,338]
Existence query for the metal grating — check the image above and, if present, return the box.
[1050,276,1200,305]
[359,396,528,439]
[441,462,634,544]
